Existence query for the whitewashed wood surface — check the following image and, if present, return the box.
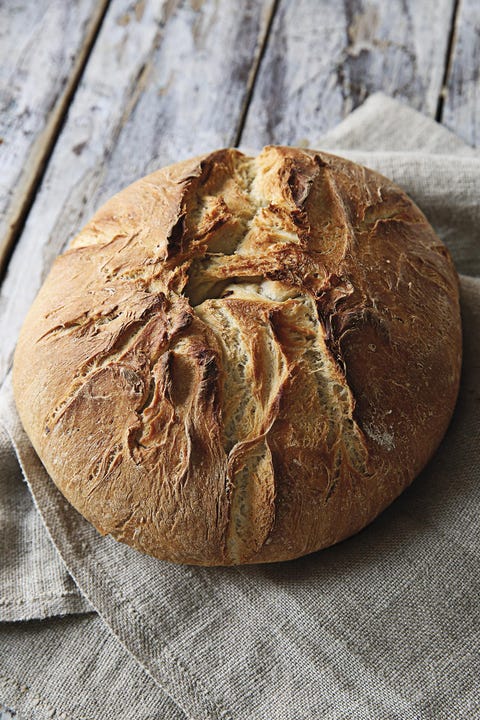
[241,0,456,147]
[0,0,109,271]
[443,0,480,146]
[0,0,478,387]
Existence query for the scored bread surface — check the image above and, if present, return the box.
[13,146,461,565]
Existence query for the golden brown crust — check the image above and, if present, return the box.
[13,146,462,565]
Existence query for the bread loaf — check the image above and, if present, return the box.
[13,146,462,565]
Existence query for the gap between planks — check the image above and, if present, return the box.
[234,0,280,148]
[0,0,111,281]
[436,0,461,122]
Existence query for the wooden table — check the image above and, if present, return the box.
[0,0,478,392]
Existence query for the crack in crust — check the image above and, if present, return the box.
[176,149,372,562]
[13,146,462,565]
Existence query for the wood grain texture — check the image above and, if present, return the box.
[240,0,456,148]
[0,0,109,273]
[442,0,480,146]
[0,0,275,383]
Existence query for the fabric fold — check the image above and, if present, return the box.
[0,423,91,622]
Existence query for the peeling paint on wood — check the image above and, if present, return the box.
[442,0,480,146]
[240,0,456,147]
[0,0,275,382]
[0,0,109,273]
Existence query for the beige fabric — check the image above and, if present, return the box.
[0,613,186,719]
[1,94,479,719]
[0,424,90,622]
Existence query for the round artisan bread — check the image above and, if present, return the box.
[13,146,461,565]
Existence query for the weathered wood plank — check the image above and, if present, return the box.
[0,0,110,273]
[0,0,275,382]
[240,0,456,148]
[442,0,480,146]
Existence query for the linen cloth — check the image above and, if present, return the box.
[0,423,91,623]
[1,94,479,719]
